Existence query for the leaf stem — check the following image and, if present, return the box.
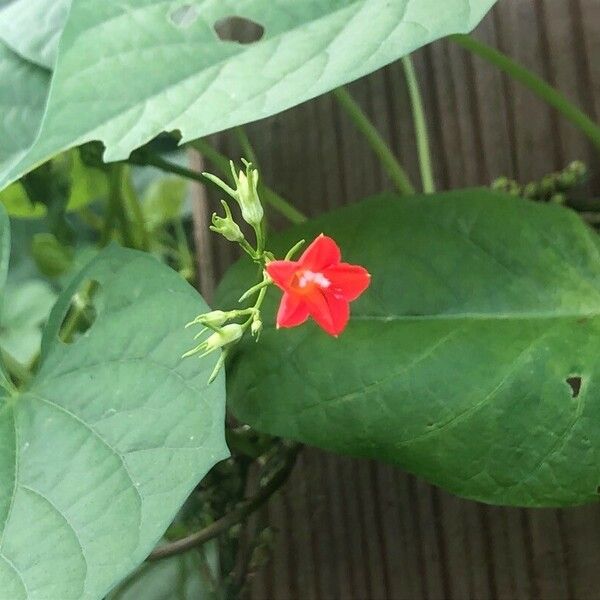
[189,139,307,225]
[108,165,136,248]
[332,86,415,195]
[401,56,435,193]
[451,34,600,151]
[233,127,259,166]
[0,347,31,387]
[147,443,301,561]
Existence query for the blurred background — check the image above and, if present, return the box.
[192,1,600,598]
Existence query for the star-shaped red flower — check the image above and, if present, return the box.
[265,234,371,336]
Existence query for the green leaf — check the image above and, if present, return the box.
[143,177,187,231]
[0,243,229,598]
[0,41,50,175]
[0,183,46,218]
[0,0,497,189]
[0,150,109,219]
[0,0,70,69]
[0,279,56,365]
[108,545,219,600]
[217,190,600,507]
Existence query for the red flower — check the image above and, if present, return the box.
[266,234,371,336]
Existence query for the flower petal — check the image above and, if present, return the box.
[298,234,341,271]
[276,292,310,328]
[303,289,349,336]
[323,263,371,301]
[266,260,297,291]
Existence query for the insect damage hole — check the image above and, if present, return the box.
[214,16,265,44]
[565,375,582,398]
[59,280,101,344]
[169,3,199,28]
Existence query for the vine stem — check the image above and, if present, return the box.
[189,139,307,225]
[451,34,600,152]
[332,86,415,195]
[0,347,30,387]
[108,165,136,248]
[147,444,301,561]
[401,56,436,193]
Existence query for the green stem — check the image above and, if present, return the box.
[108,165,136,248]
[451,34,600,151]
[233,127,259,165]
[401,56,436,193]
[332,87,415,195]
[0,347,31,388]
[122,167,150,251]
[174,218,195,283]
[189,139,307,225]
[133,152,211,186]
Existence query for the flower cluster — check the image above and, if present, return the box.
[185,161,370,382]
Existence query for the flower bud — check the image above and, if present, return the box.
[232,160,263,228]
[186,310,229,329]
[210,200,244,242]
[251,317,263,339]
[183,323,243,359]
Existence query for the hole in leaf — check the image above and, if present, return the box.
[59,280,100,344]
[214,16,265,44]
[565,376,582,398]
[169,3,199,28]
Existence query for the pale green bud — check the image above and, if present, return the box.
[251,317,263,339]
[231,160,263,228]
[210,200,244,242]
[183,323,243,359]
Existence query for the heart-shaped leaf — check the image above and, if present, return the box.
[0,0,497,189]
[0,229,228,597]
[217,190,600,507]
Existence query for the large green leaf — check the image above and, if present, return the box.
[0,0,497,190]
[0,0,70,69]
[217,190,600,507]
[0,243,229,598]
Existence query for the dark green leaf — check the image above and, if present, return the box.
[218,190,600,507]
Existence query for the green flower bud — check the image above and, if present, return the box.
[186,310,229,329]
[183,323,243,359]
[251,316,263,339]
[231,160,263,228]
[209,200,244,242]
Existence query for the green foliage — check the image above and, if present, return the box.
[218,190,600,507]
[143,177,187,231]
[0,0,497,189]
[0,279,56,364]
[0,211,228,598]
[0,42,49,175]
[0,0,69,68]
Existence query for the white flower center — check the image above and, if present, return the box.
[298,270,331,289]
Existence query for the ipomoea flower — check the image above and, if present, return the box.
[265,234,370,336]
